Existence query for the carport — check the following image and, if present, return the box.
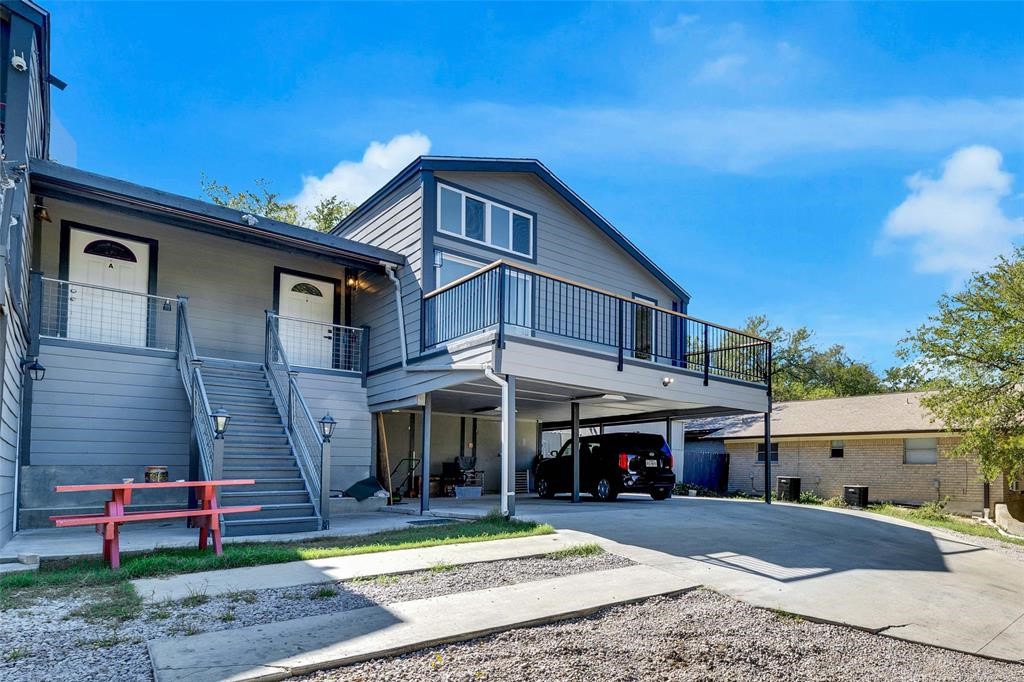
[375,372,775,515]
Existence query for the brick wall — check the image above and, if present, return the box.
[725,436,995,513]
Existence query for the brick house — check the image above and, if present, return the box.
[690,392,1008,515]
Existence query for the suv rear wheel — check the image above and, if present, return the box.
[593,476,619,502]
[650,488,671,501]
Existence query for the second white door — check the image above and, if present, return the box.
[278,272,336,368]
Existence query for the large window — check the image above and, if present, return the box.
[435,251,485,288]
[437,185,534,257]
[904,437,938,464]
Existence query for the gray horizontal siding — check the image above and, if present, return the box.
[30,342,190,469]
[0,289,28,545]
[295,372,371,492]
[342,178,423,371]
[38,200,352,364]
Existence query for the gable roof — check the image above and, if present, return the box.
[688,392,946,440]
[335,156,691,303]
[29,159,404,269]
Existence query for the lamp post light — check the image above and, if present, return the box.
[22,358,45,382]
[318,414,336,529]
[210,407,230,486]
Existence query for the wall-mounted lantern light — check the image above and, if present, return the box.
[211,407,231,439]
[346,274,358,288]
[319,413,337,442]
[22,358,45,382]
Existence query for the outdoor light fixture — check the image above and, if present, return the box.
[22,358,45,382]
[211,407,231,439]
[661,376,675,387]
[346,274,358,288]
[33,200,51,223]
[319,413,337,442]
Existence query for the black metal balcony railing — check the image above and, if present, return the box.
[422,261,771,386]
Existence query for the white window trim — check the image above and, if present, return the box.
[903,437,938,465]
[437,184,534,258]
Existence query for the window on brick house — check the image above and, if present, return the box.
[830,440,845,458]
[904,437,938,464]
[756,443,779,463]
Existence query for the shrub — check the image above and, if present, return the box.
[673,483,720,497]
[823,496,849,508]
[798,491,824,505]
[910,497,951,522]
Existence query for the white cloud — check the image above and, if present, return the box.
[881,145,1023,276]
[651,13,699,43]
[693,54,748,84]
[291,132,431,212]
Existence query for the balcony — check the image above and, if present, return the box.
[422,261,771,387]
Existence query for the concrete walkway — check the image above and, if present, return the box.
[148,564,695,682]
[133,532,575,603]
[0,513,415,562]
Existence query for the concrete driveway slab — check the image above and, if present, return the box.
[147,564,697,682]
[511,495,1024,663]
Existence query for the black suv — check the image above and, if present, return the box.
[534,433,675,502]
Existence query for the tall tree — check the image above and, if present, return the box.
[899,247,1024,481]
[742,316,883,401]
[200,175,355,233]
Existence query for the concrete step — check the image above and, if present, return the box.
[222,490,311,506]
[222,515,321,537]
[232,503,316,521]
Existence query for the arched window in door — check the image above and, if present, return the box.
[291,282,323,297]
[83,239,138,262]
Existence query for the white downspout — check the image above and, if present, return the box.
[483,366,512,518]
[381,262,408,368]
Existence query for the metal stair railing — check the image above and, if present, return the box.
[175,297,219,484]
[264,310,328,528]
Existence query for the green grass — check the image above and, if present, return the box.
[4,648,31,662]
[868,503,1024,547]
[428,561,459,573]
[0,516,552,614]
[310,586,338,599]
[545,543,605,559]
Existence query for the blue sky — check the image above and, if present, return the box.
[48,2,1024,370]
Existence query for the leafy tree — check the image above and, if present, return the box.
[200,175,355,233]
[899,247,1024,481]
[742,316,883,402]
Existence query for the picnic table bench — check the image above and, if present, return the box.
[50,480,260,569]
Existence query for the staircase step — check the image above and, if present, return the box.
[205,387,273,401]
[231,503,317,521]
[226,425,287,437]
[222,490,311,505]
[224,466,302,479]
[202,374,269,388]
[224,455,298,467]
[224,444,293,454]
[247,478,309,492]
[222,516,321,537]
[225,435,290,446]
[208,394,277,407]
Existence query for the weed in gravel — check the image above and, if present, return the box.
[769,608,804,622]
[219,610,236,622]
[4,648,31,661]
[352,574,398,586]
[69,584,141,623]
[547,543,604,559]
[311,586,339,600]
[77,634,141,649]
[429,562,459,573]
[180,586,210,607]
[227,590,258,604]
[147,609,172,621]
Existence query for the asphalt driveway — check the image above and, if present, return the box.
[509,495,1024,662]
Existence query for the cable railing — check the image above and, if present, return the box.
[175,297,216,481]
[39,277,179,350]
[271,312,367,373]
[422,261,772,386]
[265,311,327,525]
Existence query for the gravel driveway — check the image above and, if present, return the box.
[308,590,1023,682]
[0,551,630,682]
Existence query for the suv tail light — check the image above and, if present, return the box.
[618,453,630,471]
[664,454,673,469]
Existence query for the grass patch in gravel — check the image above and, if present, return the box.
[310,586,339,600]
[868,503,1024,547]
[0,515,552,612]
[67,584,141,623]
[546,543,604,559]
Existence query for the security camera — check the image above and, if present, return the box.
[240,213,259,226]
[10,51,27,72]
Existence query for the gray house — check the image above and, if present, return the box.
[0,0,773,545]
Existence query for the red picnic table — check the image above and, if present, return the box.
[50,480,261,569]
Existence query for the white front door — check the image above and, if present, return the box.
[67,228,151,347]
[278,272,336,368]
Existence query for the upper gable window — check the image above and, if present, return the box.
[437,184,533,258]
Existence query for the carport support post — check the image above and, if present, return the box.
[420,394,432,515]
[502,375,517,517]
[763,411,772,505]
[571,401,581,503]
